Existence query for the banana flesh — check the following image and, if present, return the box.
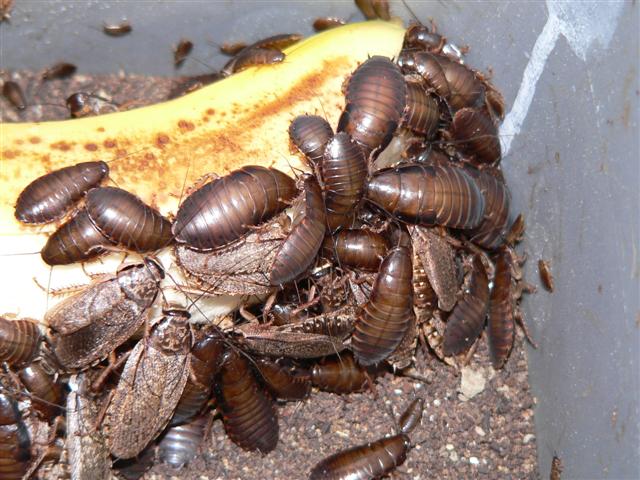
[0,21,405,321]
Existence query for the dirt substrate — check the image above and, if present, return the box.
[1,72,539,479]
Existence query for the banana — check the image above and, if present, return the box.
[0,20,406,322]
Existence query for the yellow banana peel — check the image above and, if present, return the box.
[0,20,405,321]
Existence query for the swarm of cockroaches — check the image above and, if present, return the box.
[1,16,538,480]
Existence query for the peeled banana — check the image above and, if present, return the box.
[0,21,406,321]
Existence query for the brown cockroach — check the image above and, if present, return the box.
[449,107,501,164]
[402,80,441,139]
[174,38,193,67]
[102,20,132,36]
[313,17,347,31]
[321,229,388,272]
[246,33,303,51]
[338,56,407,157]
[402,24,446,53]
[85,186,173,253]
[321,132,368,232]
[221,47,285,77]
[2,80,26,110]
[170,331,224,427]
[106,308,192,459]
[550,455,563,480]
[410,225,458,311]
[539,259,554,292]
[0,317,42,368]
[355,0,391,20]
[352,246,415,366]
[0,0,13,22]
[219,42,247,56]
[17,363,64,422]
[308,397,423,480]
[310,351,377,394]
[65,374,111,480]
[173,165,296,252]
[66,92,118,118]
[40,208,114,266]
[237,323,347,359]
[174,213,288,296]
[288,114,334,169]
[366,163,486,230]
[270,174,326,286]
[14,160,109,224]
[443,255,490,356]
[47,257,164,369]
[254,357,311,400]
[216,349,279,453]
[158,413,209,469]
[41,62,77,80]
[0,391,32,480]
[465,167,511,250]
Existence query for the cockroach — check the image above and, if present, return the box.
[221,47,285,77]
[158,414,209,469]
[320,132,368,232]
[410,226,458,311]
[355,0,391,20]
[352,246,415,366]
[237,324,347,359]
[367,163,485,230]
[17,363,64,422]
[449,107,501,164]
[173,165,296,252]
[174,213,288,296]
[443,255,490,356]
[47,257,164,369]
[66,92,118,118]
[174,39,193,67]
[2,80,26,110]
[403,24,445,53]
[309,397,423,480]
[14,160,109,224]
[254,357,311,400]
[85,186,173,253]
[321,229,388,271]
[0,0,13,22]
[66,374,111,480]
[0,391,32,480]
[0,317,42,368]
[288,115,334,169]
[41,62,77,80]
[550,455,563,480]
[106,308,192,459]
[310,351,376,394]
[338,56,407,157]
[40,208,113,266]
[402,80,441,139]
[102,20,132,36]
[539,259,554,292]
[465,167,511,250]
[216,349,279,453]
[170,331,224,426]
[247,33,303,51]
[219,42,247,56]
[167,72,222,99]
[313,17,346,31]
[270,174,326,285]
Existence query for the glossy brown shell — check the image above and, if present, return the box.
[270,174,326,285]
[443,255,490,356]
[313,17,346,31]
[398,398,424,434]
[2,81,26,110]
[309,433,410,480]
[288,115,334,168]
[14,161,108,224]
[216,350,279,453]
[173,166,296,251]
[41,209,113,265]
[366,163,485,230]
[222,47,285,76]
[310,352,371,394]
[0,393,31,480]
[466,168,511,250]
[18,363,65,422]
[321,132,368,232]
[403,25,445,52]
[338,56,407,157]
[402,81,440,138]
[321,229,388,272]
[488,250,516,368]
[352,246,415,366]
[0,317,42,367]
[86,186,173,252]
[254,358,311,400]
[450,107,501,164]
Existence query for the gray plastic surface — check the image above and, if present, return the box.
[1,1,639,478]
